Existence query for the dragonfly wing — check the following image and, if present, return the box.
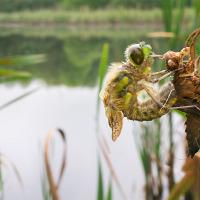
[111,111,124,141]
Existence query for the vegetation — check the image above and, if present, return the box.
[0,0,200,200]
[0,0,193,11]
[0,8,195,25]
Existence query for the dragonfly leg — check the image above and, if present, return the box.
[159,87,176,111]
[149,70,173,83]
[138,80,164,108]
[171,105,200,111]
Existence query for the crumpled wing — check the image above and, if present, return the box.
[185,113,200,157]
[111,111,124,141]
[106,107,124,141]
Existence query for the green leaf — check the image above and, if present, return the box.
[97,43,109,113]
[161,0,173,32]
[106,180,112,200]
[0,165,3,192]
[154,120,161,159]
[193,0,200,27]
[172,109,186,118]
[0,69,31,78]
[97,159,104,200]
[139,148,150,177]
[171,0,186,47]
[0,54,46,66]
[98,43,109,92]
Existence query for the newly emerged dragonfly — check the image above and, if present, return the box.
[100,42,176,141]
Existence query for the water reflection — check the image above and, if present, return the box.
[0,28,161,87]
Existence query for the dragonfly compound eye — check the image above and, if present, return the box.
[126,45,144,65]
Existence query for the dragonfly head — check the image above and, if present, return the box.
[125,42,153,66]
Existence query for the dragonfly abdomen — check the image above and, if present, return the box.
[124,83,177,121]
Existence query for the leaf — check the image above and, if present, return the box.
[106,180,112,200]
[193,0,200,27]
[97,159,104,200]
[0,164,3,192]
[98,43,109,94]
[139,147,150,177]
[172,109,186,118]
[0,87,40,111]
[167,173,195,200]
[0,69,31,78]
[171,0,186,47]
[96,43,109,116]
[0,54,46,66]
[161,0,173,32]
[0,153,23,187]
[44,128,67,200]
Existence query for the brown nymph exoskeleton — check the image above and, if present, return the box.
[160,28,200,157]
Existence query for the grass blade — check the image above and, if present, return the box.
[174,0,185,36]
[0,69,31,78]
[97,43,109,115]
[106,180,112,200]
[44,128,67,200]
[98,136,127,200]
[171,0,186,47]
[167,173,194,200]
[161,0,173,32]
[193,0,200,28]
[0,54,46,66]
[0,87,40,111]
[97,159,104,200]
[0,153,22,187]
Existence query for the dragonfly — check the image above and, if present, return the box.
[100,42,176,141]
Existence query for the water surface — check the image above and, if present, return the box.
[0,26,185,200]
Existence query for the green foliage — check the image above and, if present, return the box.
[97,43,109,111]
[97,160,104,200]
[0,54,46,67]
[0,54,46,82]
[0,0,56,12]
[0,8,163,24]
[193,0,200,27]
[98,43,109,93]
[174,0,186,36]
[0,165,3,198]
[0,32,146,86]
[96,160,113,200]
[0,0,193,11]
[106,180,112,200]
[161,0,173,32]
[0,69,30,78]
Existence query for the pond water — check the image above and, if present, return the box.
[0,26,186,200]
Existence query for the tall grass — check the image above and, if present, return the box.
[0,153,22,199]
[193,0,200,28]
[96,43,113,200]
[134,1,196,199]
[41,129,67,200]
[0,8,195,25]
[160,0,200,199]
[162,0,186,193]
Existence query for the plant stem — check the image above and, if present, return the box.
[167,113,174,191]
